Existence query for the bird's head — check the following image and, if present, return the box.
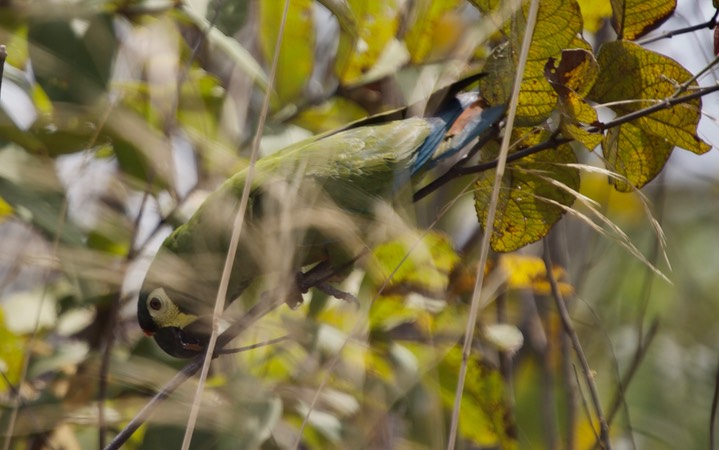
[137,286,210,358]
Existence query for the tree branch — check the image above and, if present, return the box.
[637,9,719,46]
[415,82,719,202]
[103,293,286,450]
[543,240,612,450]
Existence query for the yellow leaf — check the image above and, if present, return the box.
[475,129,579,252]
[259,0,314,104]
[499,254,574,296]
[0,197,13,220]
[0,307,26,391]
[291,97,368,133]
[545,49,603,150]
[369,231,460,298]
[611,0,676,40]
[577,0,614,33]
[590,41,710,156]
[478,0,585,125]
[435,348,518,449]
[604,122,673,191]
[335,1,401,85]
[404,0,464,64]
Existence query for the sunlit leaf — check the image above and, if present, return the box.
[475,130,579,252]
[589,41,710,176]
[604,121,673,191]
[404,0,464,64]
[0,307,25,390]
[335,0,401,85]
[479,0,585,125]
[28,14,117,104]
[499,254,574,295]
[436,348,517,448]
[369,231,461,298]
[484,323,524,354]
[545,49,603,150]
[577,0,614,33]
[259,0,314,105]
[292,97,368,133]
[611,0,676,40]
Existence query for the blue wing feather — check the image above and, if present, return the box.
[410,94,504,175]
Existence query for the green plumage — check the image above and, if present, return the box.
[137,77,504,357]
[138,118,435,356]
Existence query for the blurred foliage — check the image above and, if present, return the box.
[0,0,715,449]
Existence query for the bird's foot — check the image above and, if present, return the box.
[293,260,358,307]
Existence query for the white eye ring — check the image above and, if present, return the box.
[145,288,198,329]
[147,288,170,314]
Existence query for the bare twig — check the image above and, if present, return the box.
[574,364,601,446]
[637,9,719,46]
[710,358,719,450]
[179,1,290,448]
[104,356,204,450]
[606,320,659,426]
[415,81,719,202]
[104,293,284,450]
[447,0,539,447]
[543,240,611,450]
[2,204,69,450]
[0,45,6,98]
[562,325,577,450]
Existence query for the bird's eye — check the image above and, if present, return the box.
[147,288,169,314]
[149,297,162,311]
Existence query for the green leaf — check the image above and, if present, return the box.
[404,0,464,64]
[259,0,315,105]
[545,49,603,150]
[28,14,117,104]
[478,0,585,125]
[0,148,85,245]
[577,0,614,33]
[29,108,102,157]
[176,7,267,92]
[604,121,673,191]
[335,0,401,85]
[475,131,579,252]
[0,307,25,390]
[590,41,710,156]
[291,97,368,133]
[435,347,518,448]
[369,231,460,299]
[611,0,676,40]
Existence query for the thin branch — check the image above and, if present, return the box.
[0,45,6,97]
[415,81,719,202]
[562,322,577,450]
[606,320,659,426]
[179,0,291,448]
[534,293,559,449]
[595,84,719,131]
[447,0,539,447]
[543,240,611,450]
[710,358,719,450]
[104,293,284,450]
[2,200,69,450]
[574,364,601,446]
[637,9,719,46]
[104,356,204,450]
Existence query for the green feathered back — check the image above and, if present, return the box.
[143,118,433,316]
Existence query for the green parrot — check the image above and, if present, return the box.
[137,81,505,358]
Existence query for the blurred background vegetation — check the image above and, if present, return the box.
[0,0,718,449]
